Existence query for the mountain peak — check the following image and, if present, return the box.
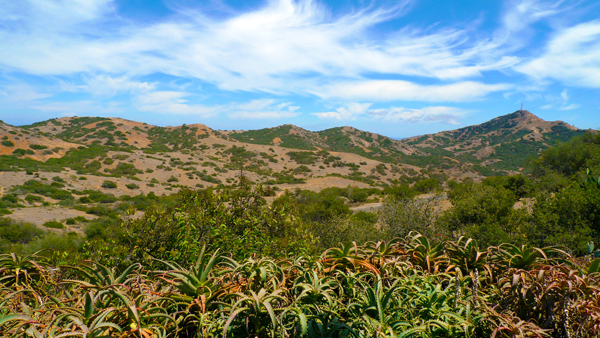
[510,110,543,122]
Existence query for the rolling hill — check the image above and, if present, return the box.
[0,110,589,193]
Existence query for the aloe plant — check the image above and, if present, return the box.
[406,233,447,274]
[2,236,600,337]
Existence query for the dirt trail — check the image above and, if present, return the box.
[350,202,382,213]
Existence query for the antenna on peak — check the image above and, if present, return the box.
[520,103,523,111]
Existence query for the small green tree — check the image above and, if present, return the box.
[438,183,527,247]
[101,180,117,189]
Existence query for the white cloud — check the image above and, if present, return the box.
[316,80,511,102]
[559,103,580,111]
[84,75,156,96]
[516,20,600,87]
[501,0,564,34]
[0,84,52,103]
[0,0,518,101]
[32,100,124,115]
[229,110,299,119]
[228,99,301,119]
[312,103,373,121]
[133,92,300,119]
[133,91,217,116]
[313,104,466,124]
[367,106,466,124]
[538,89,580,111]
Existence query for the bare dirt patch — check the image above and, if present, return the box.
[8,206,97,234]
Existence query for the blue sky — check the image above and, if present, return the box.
[1,0,599,138]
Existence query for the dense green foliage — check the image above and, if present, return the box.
[2,234,600,337]
[2,119,600,336]
[229,125,317,150]
[529,132,600,177]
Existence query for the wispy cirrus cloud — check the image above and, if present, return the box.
[516,20,600,88]
[0,0,597,130]
[313,103,467,125]
[134,91,300,119]
[0,0,514,100]
[540,89,581,111]
[316,80,512,102]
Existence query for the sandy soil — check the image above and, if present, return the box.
[8,206,97,234]
[350,202,383,213]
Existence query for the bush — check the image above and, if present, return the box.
[438,183,527,247]
[0,218,43,245]
[126,183,139,190]
[79,196,92,204]
[379,194,440,239]
[64,216,87,225]
[25,194,44,204]
[1,194,19,204]
[43,220,65,229]
[1,140,15,147]
[85,191,117,203]
[101,180,117,189]
[412,178,440,194]
[17,232,83,256]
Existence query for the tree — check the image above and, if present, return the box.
[378,194,439,239]
[438,183,527,247]
[526,183,598,255]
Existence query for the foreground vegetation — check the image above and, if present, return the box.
[2,234,600,337]
[1,129,600,336]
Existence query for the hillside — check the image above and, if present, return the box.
[399,110,585,174]
[0,120,81,161]
[0,111,587,187]
[225,110,586,176]
[1,117,424,205]
[0,110,592,231]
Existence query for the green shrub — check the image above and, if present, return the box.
[29,144,48,150]
[0,218,43,244]
[1,140,15,147]
[126,183,139,190]
[25,194,43,204]
[412,177,440,194]
[1,194,19,204]
[43,220,65,229]
[101,180,117,189]
[85,191,117,203]
[287,151,316,165]
[50,181,65,188]
[79,196,92,203]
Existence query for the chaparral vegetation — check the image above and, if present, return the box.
[1,123,600,337]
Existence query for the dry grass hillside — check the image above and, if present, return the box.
[0,121,81,161]
[0,110,588,229]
